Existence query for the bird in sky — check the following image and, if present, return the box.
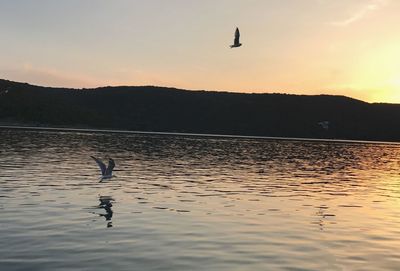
[230,27,242,48]
[91,156,115,180]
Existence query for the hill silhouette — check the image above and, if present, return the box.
[1,78,400,141]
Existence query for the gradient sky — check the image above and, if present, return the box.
[1,0,400,102]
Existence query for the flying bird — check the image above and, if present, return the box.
[230,27,242,48]
[0,88,9,95]
[318,121,330,131]
[91,156,115,180]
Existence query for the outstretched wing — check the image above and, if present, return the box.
[105,158,115,176]
[91,156,106,175]
[234,27,240,45]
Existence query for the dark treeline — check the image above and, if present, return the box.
[1,79,400,141]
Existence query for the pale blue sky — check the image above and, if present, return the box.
[1,0,399,102]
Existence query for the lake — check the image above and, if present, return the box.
[1,128,400,270]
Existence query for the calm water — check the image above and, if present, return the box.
[1,129,400,270]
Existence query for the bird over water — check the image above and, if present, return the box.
[91,156,115,180]
[230,27,242,48]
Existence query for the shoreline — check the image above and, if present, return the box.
[1,124,399,146]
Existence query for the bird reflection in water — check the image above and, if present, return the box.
[313,205,336,231]
[98,195,115,228]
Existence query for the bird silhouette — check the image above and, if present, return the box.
[230,27,242,48]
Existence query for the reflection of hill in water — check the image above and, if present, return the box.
[2,78,400,141]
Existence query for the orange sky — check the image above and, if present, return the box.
[0,0,399,103]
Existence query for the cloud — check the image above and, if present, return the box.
[330,0,389,26]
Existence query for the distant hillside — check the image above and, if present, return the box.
[1,78,400,141]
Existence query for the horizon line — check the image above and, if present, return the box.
[1,78,382,104]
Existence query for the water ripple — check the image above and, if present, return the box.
[1,129,400,270]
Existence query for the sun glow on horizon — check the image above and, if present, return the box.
[333,41,400,103]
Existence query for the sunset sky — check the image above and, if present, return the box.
[1,0,400,103]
